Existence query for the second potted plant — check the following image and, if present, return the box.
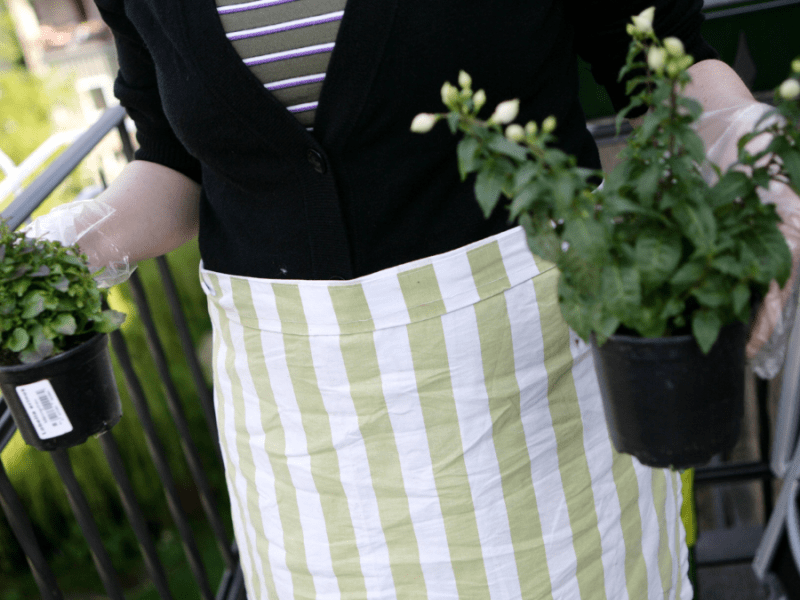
[412,10,800,468]
[0,220,126,451]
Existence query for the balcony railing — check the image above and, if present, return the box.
[0,105,244,600]
[3,90,800,597]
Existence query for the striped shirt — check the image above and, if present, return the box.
[216,0,347,127]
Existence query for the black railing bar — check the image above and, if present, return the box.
[704,0,800,19]
[49,448,126,600]
[116,120,136,164]
[694,460,773,484]
[97,430,175,600]
[0,399,18,454]
[757,377,775,512]
[127,271,235,569]
[155,256,223,465]
[216,564,247,600]
[0,459,63,599]
[0,105,127,231]
[109,329,215,600]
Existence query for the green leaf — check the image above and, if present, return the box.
[709,171,750,207]
[486,134,529,162]
[691,274,730,308]
[92,309,126,333]
[601,265,641,314]
[670,261,705,289]
[673,203,717,252]
[681,130,706,163]
[509,185,538,220]
[692,310,722,354]
[634,163,662,203]
[51,313,77,336]
[563,219,607,260]
[782,148,800,195]
[456,137,481,179]
[513,162,537,191]
[711,255,745,277]
[747,225,792,285]
[635,230,682,286]
[20,291,46,319]
[6,327,29,353]
[474,167,506,218]
[732,281,750,318]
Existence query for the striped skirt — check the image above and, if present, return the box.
[199,226,690,600]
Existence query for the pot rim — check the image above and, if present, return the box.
[592,321,746,347]
[0,333,106,373]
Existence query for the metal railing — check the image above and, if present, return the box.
[0,105,244,600]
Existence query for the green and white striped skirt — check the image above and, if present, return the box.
[200,226,690,600]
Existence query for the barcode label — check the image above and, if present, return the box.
[15,380,73,439]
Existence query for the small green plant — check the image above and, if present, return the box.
[0,220,125,364]
[412,8,800,353]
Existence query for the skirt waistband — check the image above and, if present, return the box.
[199,226,553,335]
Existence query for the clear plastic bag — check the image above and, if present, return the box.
[695,102,800,378]
[24,199,136,289]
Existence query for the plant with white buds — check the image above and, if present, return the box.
[663,37,684,57]
[490,99,520,124]
[780,78,800,101]
[411,9,800,356]
[647,46,666,73]
[473,89,487,111]
[441,82,459,109]
[505,124,525,142]
[458,70,472,90]
[410,113,438,133]
[792,57,800,74]
[631,6,655,35]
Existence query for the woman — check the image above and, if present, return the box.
[32,0,796,597]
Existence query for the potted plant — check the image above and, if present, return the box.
[412,10,800,468]
[0,219,126,451]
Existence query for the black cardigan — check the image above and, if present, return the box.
[95,0,717,280]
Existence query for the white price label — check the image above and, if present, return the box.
[15,380,73,440]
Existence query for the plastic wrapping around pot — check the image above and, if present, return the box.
[591,322,747,469]
[0,334,122,451]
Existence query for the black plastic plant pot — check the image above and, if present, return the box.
[0,334,122,451]
[591,322,747,470]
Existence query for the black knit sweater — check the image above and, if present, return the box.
[95,0,717,280]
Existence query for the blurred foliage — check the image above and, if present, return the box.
[0,0,90,213]
[0,0,23,68]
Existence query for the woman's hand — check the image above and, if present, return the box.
[26,160,201,288]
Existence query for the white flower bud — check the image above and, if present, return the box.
[542,116,557,134]
[663,37,684,57]
[525,121,538,137]
[473,89,487,111]
[792,58,800,74]
[458,70,472,90]
[647,46,667,72]
[441,82,459,107]
[410,113,438,133]
[505,124,525,142]
[779,78,800,101]
[490,99,520,124]
[631,6,655,35]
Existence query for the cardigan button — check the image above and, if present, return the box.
[306,148,326,174]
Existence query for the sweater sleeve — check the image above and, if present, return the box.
[570,0,719,113]
[94,0,202,182]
